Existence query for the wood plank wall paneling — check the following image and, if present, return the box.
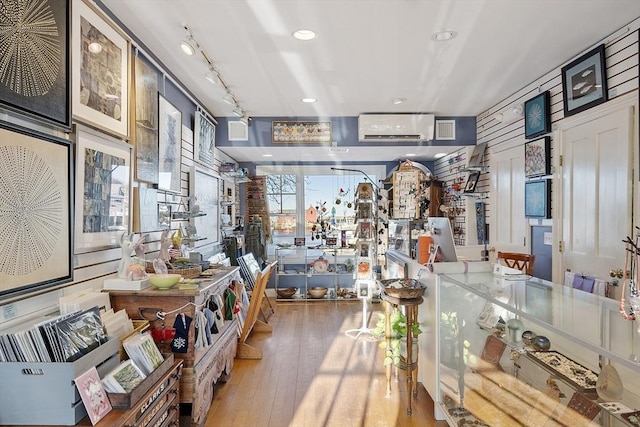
[433,23,639,247]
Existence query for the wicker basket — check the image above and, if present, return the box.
[379,278,426,299]
[145,262,202,278]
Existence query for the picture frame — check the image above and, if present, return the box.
[74,126,132,253]
[158,203,172,229]
[194,111,216,167]
[133,54,159,184]
[132,182,159,233]
[524,179,551,219]
[561,44,608,117]
[525,136,551,178]
[524,91,551,139]
[467,142,487,168]
[463,171,481,193]
[0,0,71,128]
[272,121,332,143]
[190,165,220,248]
[72,0,129,138]
[158,94,182,193]
[294,237,306,247]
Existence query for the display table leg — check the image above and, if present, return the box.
[384,300,392,396]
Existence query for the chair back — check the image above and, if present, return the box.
[497,251,535,275]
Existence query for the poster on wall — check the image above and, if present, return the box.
[0,0,71,128]
[72,0,129,138]
[0,123,72,298]
[134,55,159,183]
[194,111,215,167]
[74,126,131,253]
[190,165,219,247]
[158,94,182,193]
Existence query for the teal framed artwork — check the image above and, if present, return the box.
[525,180,551,219]
[524,91,551,139]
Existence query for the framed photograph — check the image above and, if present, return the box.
[190,165,220,247]
[72,0,129,138]
[524,91,551,139]
[294,237,306,247]
[158,94,182,193]
[561,44,608,117]
[464,171,480,193]
[132,183,158,233]
[158,203,172,229]
[194,111,216,167]
[0,0,71,128]
[133,54,159,184]
[525,179,551,219]
[0,123,72,298]
[75,126,132,253]
[357,221,373,239]
[272,121,332,143]
[525,136,551,178]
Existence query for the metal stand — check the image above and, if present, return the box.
[345,297,376,340]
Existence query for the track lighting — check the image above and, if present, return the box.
[205,68,218,84]
[239,116,249,125]
[180,37,197,56]
[232,107,243,117]
[223,92,235,105]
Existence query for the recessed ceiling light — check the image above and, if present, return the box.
[293,29,316,41]
[432,29,457,42]
[180,37,197,55]
[434,152,447,159]
[262,154,273,157]
[392,98,405,105]
[301,98,317,103]
[88,42,102,53]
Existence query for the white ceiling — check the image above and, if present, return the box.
[100,0,639,163]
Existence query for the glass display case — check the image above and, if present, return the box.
[435,271,640,426]
[387,219,429,259]
[274,246,356,300]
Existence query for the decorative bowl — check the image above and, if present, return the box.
[308,287,328,299]
[531,335,551,351]
[378,278,426,299]
[277,287,298,298]
[149,273,181,289]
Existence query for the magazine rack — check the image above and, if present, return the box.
[236,261,276,359]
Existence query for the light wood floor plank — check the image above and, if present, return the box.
[205,300,447,427]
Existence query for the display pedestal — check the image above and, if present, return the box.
[345,297,375,340]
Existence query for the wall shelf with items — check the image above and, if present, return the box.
[172,211,206,219]
[275,246,357,300]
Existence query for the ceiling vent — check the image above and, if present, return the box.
[228,121,248,141]
[358,114,434,142]
[435,119,456,140]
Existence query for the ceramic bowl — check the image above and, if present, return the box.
[277,287,298,298]
[308,287,328,299]
[149,273,181,289]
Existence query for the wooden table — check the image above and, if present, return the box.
[380,291,423,416]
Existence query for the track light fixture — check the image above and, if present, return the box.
[239,116,249,125]
[182,24,249,118]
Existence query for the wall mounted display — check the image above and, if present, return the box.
[524,91,551,139]
[75,127,131,253]
[525,136,551,178]
[133,55,159,183]
[272,121,332,143]
[72,0,129,138]
[194,111,215,167]
[190,165,220,246]
[133,182,159,233]
[0,123,72,298]
[158,94,182,193]
[561,44,608,117]
[0,0,71,128]
[524,179,551,219]
[463,171,480,193]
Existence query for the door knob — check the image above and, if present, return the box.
[610,269,624,279]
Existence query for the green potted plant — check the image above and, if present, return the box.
[372,309,422,367]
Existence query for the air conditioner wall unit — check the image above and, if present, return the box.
[358,114,435,142]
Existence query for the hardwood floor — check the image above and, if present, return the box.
[204,300,448,427]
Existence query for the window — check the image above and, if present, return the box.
[266,174,297,245]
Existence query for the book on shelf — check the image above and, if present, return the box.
[122,332,164,375]
[75,366,113,425]
[101,359,147,394]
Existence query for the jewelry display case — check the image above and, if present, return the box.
[433,270,640,426]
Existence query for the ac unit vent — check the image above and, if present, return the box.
[358,114,434,142]
[435,120,456,140]
[228,121,248,141]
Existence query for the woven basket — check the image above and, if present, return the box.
[145,262,202,279]
[379,278,426,299]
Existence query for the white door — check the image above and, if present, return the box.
[556,94,637,297]
[489,145,527,260]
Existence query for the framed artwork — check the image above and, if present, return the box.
[524,91,551,139]
[0,122,72,298]
[75,367,112,425]
[190,165,220,247]
[357,221,373,239]
[524,179,551,219]
[194,111,216,167]
[525,136,551,178]
[72,0,129,138]
[0,0,71,128]
[561,44,608,117]
[272,121,332,143]
[463,171,480,193]
[467,142,487,168]
[158,203,172,229]
[158,94,182,193]
[294,237,306,247]
[132,182,158,233]
[133,54,159,184]
[75,127,131,253]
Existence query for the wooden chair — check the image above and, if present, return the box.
[497,251,535,275]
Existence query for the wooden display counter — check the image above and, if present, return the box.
[107,266,241,426]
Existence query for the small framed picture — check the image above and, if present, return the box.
[158,203,171,228]
[524,91,551,139]
[525,136,551,178]
[463,171,480,193]
[294,237,305,247]
[561,44,608,117]
[525,180,551,219]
